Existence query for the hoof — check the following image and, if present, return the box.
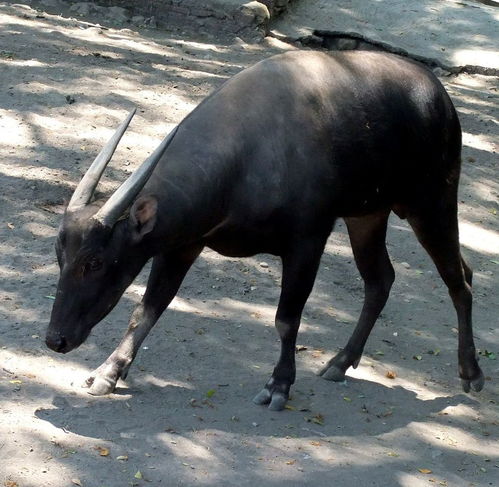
[253,388,271,405]
[83,375,116,396]
[253,387,289,411]
[461,370,485,393]
[318,363,346,382]
[268,392,288,411]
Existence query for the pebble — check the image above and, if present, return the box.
[401,262,411,269]
[259,262,269,268]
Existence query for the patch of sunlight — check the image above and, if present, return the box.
[0,110,32,146]
[453,49,499,70]
[155,64,227,80]
[0,348,128,401]
[33,263,59,276]
[157,433,215,461]
[397,472,444,487]
[216,297,275,320]
[408,421,499,455]
[30,111,67,131]
[173,39,224,53]
[95,33,176,57]
[324,241,353,257]
[462,131,497,153]
[0,162,70,184]
[460,221,499,254]
[0,58,47,67]
[141,373,194,390]
[23,221,55,237]
[0,264,21,278]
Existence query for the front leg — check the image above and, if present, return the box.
[84,244,203,395]
[253,238,327,411]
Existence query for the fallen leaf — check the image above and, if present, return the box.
[478,349,496,360]
[387,451,399,457]
[307,413,324,425]
[4,481,19,487]
[96,446,110,457]
[116,455,128,461]
[418,468,432,474]
[134,471,143,479]
[286,460,296,465]
[413,355,423,361]
[9,380,22,384]
[7,223,14,229]
[206,389,216,398]
[343,396,352,402]
[310,441,322,447]
[71,479,82,486]
[386,371,397,379]
[284,405,296,411]
[375,350,384,356]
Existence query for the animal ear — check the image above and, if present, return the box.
[129,196,158,241]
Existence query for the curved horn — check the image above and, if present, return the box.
[92,125,179,227]
[67,108,136,211]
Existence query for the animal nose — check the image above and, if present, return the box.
[45,333,67,353]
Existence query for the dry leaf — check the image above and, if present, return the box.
[7,223,14,229]
[71,479,82,486]
[343,396,352,402]
[286,460,296,465]
[134,471,143,479]
[5,481,19,487]
[386,370,397,379]
[116,455,128,461]
[284,405,296,411]
[310,441,322,447]
[308,413,324,425]
[96,446,110,457]
[418,468,432,474]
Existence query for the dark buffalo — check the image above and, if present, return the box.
[46,51,484,410]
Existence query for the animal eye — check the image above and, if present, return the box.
[83,257,103,274]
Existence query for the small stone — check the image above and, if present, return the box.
[401,262,411,269]
[259,262,269,268]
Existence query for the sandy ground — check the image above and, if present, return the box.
[0,2,498,487]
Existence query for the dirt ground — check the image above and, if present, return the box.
[0,2,498,487]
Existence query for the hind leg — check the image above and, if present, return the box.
[319,211,395,381]
[407,204,484,392]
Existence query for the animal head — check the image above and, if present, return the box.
[45,110,176,353]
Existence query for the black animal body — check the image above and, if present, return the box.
[46,51,484,411]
